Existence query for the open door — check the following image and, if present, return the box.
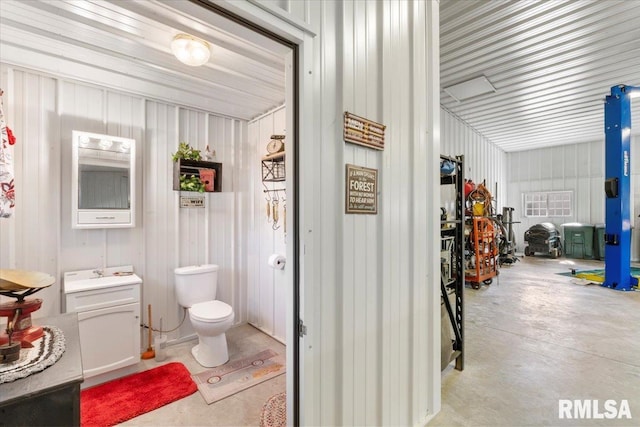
[191,2,312,423]
[284,47,299,427]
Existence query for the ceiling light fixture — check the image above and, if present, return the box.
[444,75,497,102]
[171,33,210,67]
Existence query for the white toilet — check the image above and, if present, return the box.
[174,264,234,367]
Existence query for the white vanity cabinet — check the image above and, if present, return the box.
[63,267,142,387]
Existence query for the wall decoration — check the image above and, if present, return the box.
[345,164,378,214]
[180,195,205,208]
[343,112,386,150]
[172,142,222,193]
[0,89,15,218]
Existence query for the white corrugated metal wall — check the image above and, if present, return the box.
[441,107,508,214]
[0,65,253,341]
[507,136,640,261]
[247,106,287,343]
[247,0,441,425]
[0,69,61,313]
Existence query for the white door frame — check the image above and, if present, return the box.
[195,1,317,424]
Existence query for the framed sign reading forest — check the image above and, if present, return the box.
[345,164,378,214]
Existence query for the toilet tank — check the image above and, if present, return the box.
[174,264,219,307]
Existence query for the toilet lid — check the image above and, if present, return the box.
[190,300,233,322]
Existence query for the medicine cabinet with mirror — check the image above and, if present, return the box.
[71,130,136,228]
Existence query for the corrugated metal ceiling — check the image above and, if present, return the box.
[0,0,288,120]
[3,0,639,148]
[441,0,640,152]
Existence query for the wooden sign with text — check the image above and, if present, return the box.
[345,164,378,214]
[344,112,386,150]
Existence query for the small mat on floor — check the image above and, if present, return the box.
[556,267,640,284]
[80,362,197,427]
[192,349,285,404]
[260,392,286,427]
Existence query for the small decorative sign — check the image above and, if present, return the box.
[180,195,205,208]
[345,164,378,214]
[344,112,386,150]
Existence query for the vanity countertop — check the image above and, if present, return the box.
[64,273,142,294]
[63,265,142,294]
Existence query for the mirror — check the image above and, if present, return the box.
[71,131,135,228]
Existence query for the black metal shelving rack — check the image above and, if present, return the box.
[440,154,464,371]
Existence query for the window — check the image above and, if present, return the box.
[523,191,572,218]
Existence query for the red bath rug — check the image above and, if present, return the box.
[80,362,197,426]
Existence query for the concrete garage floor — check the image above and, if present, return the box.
[431,255,640,426]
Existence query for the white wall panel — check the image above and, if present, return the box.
[104,92,145,270]
[262,0,441,425]
[0,68,60,313]
[506,137,640,261]
[342,1,384,425]
[208,115,242,320]
[303,1,341,424]
[589,177,602,224]
[246,106,287,343]
[564,144,577,177]
[142,100,181,337]
[0,64,252,337]
[177,109,208,268]
[441,108,508,213]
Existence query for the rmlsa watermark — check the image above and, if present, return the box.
[559,399,632,419]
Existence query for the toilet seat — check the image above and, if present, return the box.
[190,300,233,323]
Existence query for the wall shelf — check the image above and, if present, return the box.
[261,152,285,182]
[173,159,222,192]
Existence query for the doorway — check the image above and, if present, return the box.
[190,2,301,424]
[0,0,302,423]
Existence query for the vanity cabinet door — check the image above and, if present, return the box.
[76,302,140,378]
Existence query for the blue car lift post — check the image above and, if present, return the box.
[604,84,640,291]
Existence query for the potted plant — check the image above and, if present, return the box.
[172,141,202,162]
[173,142,205,192]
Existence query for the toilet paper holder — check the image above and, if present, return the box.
[268,254,286,270]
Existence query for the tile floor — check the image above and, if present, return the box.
[120,324,286,426]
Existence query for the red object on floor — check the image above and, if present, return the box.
[81,362,197,427]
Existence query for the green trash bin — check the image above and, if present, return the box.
[595,224,605,260]
[562,223,595,259]
[593,224,632,260]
